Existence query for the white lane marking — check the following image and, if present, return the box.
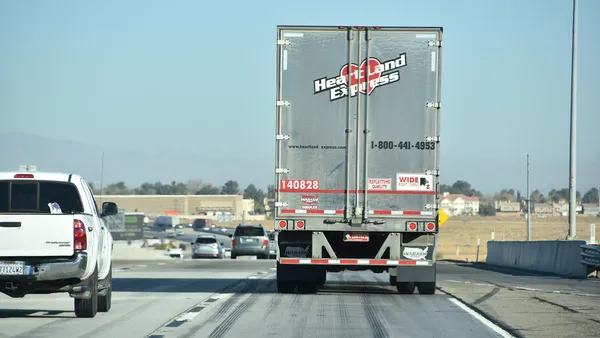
[175,311,200,322]
[449,298,515,338]
[137,265,147,268]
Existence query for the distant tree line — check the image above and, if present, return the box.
[89,180,276,215]
[90,179,599,217]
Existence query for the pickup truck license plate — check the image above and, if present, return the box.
[344,232,369,242]
[0,261,24,275]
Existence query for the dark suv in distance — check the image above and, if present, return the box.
[229,224,269,259]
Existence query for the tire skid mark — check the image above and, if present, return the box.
[206,278,275,338]
[336,293,350,327]
[290,292,309,338]
[179,277,273,338]
[361,292,390,338]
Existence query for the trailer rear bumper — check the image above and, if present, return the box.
[279,258,432,266]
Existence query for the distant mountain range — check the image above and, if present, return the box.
[0,132,273,189]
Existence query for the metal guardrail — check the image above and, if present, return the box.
[580,244,600,271]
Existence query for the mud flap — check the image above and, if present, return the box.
[277,262,319,282]
[396,263,436,283]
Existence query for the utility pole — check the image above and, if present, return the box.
[526,154,531,241]
[100,152,105,195]
[567,0,579,240]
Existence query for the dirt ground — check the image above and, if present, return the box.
[203,215,599,262]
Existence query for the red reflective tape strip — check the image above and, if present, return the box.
[373,210,392,215]
[310,259,329,264]
[339,259,358,264]
[399,260,417,265]
[280,209,344,214]
[403,211,422,215]
[275,189,435,195]
[280,259,300,264]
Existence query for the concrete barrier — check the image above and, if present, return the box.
[486,240,588,278]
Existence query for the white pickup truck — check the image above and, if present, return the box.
[0,171,118,318]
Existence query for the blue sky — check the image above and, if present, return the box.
[1,0,598,194]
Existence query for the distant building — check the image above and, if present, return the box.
[441,193,480,216]
[494,201,521,215]
[582,203,600,216]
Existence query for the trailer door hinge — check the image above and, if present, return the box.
[275,168,290,174]
[425,169,440,176]
[425,136,440,142]
[276,134,290,140]
[425,203,439,210]
[428,40,442,47]
[275,201,289,207]
[277,100,291,107]
[426,102,441,108]
[277,39,291,46]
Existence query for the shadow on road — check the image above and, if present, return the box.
[0,309,72,319]
[112,276,399,295]
[441,260,564,278]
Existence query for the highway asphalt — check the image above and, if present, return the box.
[1,260,514,338]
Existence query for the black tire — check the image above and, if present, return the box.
[316,269,326,286]
[389,275,396,285]
[231,254,237,259]
[297,280,318,294]
[417,282,436,295]
[277,280,296,293]
[396,282,415,294]
[74,264,98,318]
[98,264,112,312]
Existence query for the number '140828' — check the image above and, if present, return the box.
[279,180,320,191]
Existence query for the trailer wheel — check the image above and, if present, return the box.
[417,282,436,295]
[389,275,396,285]
[396,282,415,294]
[316,268,326,286]
[277,280,296,293]
[297,280,317,294]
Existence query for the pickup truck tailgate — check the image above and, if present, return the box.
[0,215,75,257]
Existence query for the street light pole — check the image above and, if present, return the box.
[567,0,579,240]
[527,154,531,241]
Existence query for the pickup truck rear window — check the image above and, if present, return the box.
[0,181,84,214]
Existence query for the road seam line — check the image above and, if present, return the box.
[448,298,516,338]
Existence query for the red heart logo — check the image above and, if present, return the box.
[340,58,382,95]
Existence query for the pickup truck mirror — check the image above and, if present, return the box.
[220,242,224,246]
[227,233,233,238]
[101,202,118,216]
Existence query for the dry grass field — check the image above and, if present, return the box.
[189,215,599,263]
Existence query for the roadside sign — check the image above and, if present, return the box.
[439,209,449,227]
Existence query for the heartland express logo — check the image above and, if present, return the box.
[313,53,407,101]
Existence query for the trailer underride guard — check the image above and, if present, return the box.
[274,25,443,294]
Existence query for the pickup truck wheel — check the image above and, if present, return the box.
[98,264,112,312]
[74,265,98,318]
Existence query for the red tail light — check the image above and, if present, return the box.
[426,222,436,231]
[211,243,218,248]
[278,220,287,229]
[296,220,305,229]
[263,239,268,247]
[232,239,236,246]
[195,243,200,248]
[407,222,417,231]
[14,174,34,178]
[74,220,86,250]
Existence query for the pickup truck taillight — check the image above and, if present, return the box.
[231,239,236,246]
[74,219,87,250]
[263,239,268,247]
